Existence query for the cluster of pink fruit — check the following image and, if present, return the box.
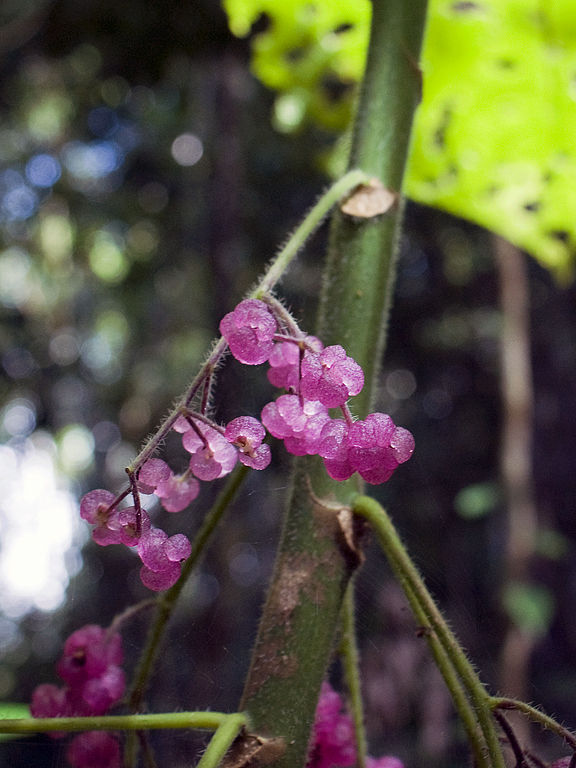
[79,297,414,592]
[30,624,124,767]
[308,682,403,768]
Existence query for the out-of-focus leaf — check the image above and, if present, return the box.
[454,482,500,519]
[502,582,555,637]
[0,702,30,741]
[224,0,576,278]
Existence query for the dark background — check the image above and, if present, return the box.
[1,1,576,766]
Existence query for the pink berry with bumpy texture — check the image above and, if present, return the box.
[225,416,271,470]
[184,423,238,480]
[137,458,171,494]
[79,489,115,525]
[114,507,151,546]
[30,684,69,719]
[164,533,192,562]
[307,682,356,768]
[219,298,277,365]
[140,561,181,591]
[155,473,200,512]
[267,340,301,390]
[81,665,126,714]
[261,394,306,439]
[67,731,121,768]
[301,345,364,408]
[390,426,415,464]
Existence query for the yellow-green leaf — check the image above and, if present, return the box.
[223,0,576,278]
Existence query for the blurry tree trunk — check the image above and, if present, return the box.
[494,236,538,749]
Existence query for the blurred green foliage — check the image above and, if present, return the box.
[224,0,576,278]
[502,582,555,637]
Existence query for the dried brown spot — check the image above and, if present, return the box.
[337,507,364,568]
[222,732,286,768]
[340,178,397,218]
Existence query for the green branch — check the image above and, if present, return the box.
[339,584,368,768]
[128,463,249,712]
[0,711,248,735]
[353,494,506,768]
[239,2,429,766]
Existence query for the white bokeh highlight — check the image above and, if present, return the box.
[0,434,86,618]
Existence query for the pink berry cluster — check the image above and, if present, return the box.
[308,682,403,768]
[30,624,124,768]
[221,299,414,484]
[79,296,413,593]
[79,487,193,591]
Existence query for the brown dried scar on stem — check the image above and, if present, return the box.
[222,732,286,768]
[340,178,397,218]
[305,477,364,565]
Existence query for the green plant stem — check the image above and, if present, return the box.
[339,583,368,768]
[253,168,370,298]
[196,714,247,768]
[128,463,250,712]
[394,565,486,765]
[239,3,429,767]
[0,711,248,735]
[353,494,506,768]
[491,698,576,751]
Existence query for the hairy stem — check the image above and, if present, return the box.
[353,494,506,768]
[238,2,429,767]
[128,463,249,712]
[491,698,576,751]
[340,584,368,768]
[0,711,248,735]
[196,714,248,768]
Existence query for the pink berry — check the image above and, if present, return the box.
[267,341,301,390]
[140,561,181,591]
[79,489,115,525]
[137,528,170,572]
[164,533,192,562]
[301,345,364,408]
[239,442,272,469]
[30,684,69,719]
[155,473,200,512]
[67,731,121,768]
[225,417,271,469]
[81,665,126,714]
[307,682,356,768]
[57,625,121,685]
[219,298,277,365]
[225,416,265,447]
[113,507,151,546]
[137,458,171,494]
[389,426,415,464]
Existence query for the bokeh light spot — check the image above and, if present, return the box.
[57,423,95,474]
[171,133,203,166]
[1,398,37,438]
[25,154,62,188]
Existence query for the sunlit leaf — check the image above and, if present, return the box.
[224,0,576,278]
